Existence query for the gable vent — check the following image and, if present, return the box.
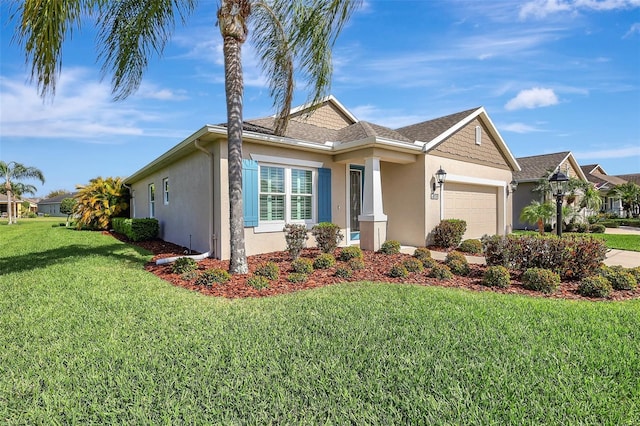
[475,126,482,145]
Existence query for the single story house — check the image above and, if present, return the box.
[581,164,628,216]
[125,96,520,259]
[512,151,588,230]
[0,194,37,218]
[37,193,77,217]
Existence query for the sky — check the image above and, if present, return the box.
[1,0,639,198]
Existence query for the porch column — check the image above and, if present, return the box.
[358,156,387,251]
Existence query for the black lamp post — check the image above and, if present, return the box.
[549,170,569,237]
[435,166,447,220]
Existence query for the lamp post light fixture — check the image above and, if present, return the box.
[435,166,447,220]
[508,179,518,195]
[549,170,569,237]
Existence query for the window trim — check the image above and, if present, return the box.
[148,183,155,218]
[162,177,169,205]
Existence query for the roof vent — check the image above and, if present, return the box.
[475,126,482,145]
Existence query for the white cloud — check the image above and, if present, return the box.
[520,0,640,19]
[505,87,559,110]
[624,22,640,38]
[574,146,640,159]
[519,0,572,19]
[500,122,544,133]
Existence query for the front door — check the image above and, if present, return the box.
[349,167,363,241]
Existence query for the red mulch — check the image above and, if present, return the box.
[105,232,640,301]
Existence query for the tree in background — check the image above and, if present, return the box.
[14,0,361,274]
[520,201,555,235]
[0,161,45,224]
[60,197,77,227]
[74,177,129,230]
[45,189,71,199]
[608,182,640,218]
[579,184,603,216]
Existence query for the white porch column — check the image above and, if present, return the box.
[358,157,387,251]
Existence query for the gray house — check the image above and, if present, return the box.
[37,193,77,217]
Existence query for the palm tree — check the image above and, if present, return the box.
[608,182,640,218]
[75,177,129,230]
[0,161,45,224]
[520,201,555,235]
[14,0,361,274]
[579,184,603,216]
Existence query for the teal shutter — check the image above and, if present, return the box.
[318,167,332,223]
[242,159,259,227]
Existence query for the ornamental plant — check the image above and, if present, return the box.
[578,275,612,298]
[171,257,198,275]
[195,268,230,286]
[429,264,453,280]
[254,261,280,280]
[522,268,560,294]
[458,239,482,254]
[482,266,511,288]
[348,257,365,270]
[402,258,423,273]
[313,253,336,269]
[334,267,353,279]
[432,219,467,249]
[311,222,344,253]
[413,247,431,262]
[283,223,309,260]
[291,258,313,274]
[247,275,270,289]
[379,240,401,255]
[287,273,308,283]
[339,246,363,261]
[389,263,409,278]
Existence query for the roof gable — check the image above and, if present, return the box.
[514,151,587,182]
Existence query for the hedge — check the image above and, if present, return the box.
[112,218,159,242]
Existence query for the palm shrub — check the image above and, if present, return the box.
[311,222,344,253]
[519,200,554,235]
[432,219,467,248]
[283,223,308,260]
[522,268,560,294]
[254,262,280,280]
[578,275,612,298]
[313,253,336,269]
[379,240,401,254]
[482,266,511,288]
[74,176,129,230]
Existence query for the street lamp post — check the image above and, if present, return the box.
[549,170,569,237]
[435,166,447,221]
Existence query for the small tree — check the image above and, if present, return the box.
[60,197,77,227]
[75,177,129,230]
[608,182,640,218]
[520,201,554,235]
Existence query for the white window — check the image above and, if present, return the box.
[149,183,155,218]
[163,178,169,205]
[258,164,315,231]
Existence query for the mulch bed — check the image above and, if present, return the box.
[106,232,640,301]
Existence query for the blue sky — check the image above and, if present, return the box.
[1,0,639,197]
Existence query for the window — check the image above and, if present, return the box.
[149,183,155,218]
[258,165,314,226]
[163,178,169,205]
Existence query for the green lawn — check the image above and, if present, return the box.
[514,229,640,252]
[2,219,639,424]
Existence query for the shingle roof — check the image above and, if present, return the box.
[336,121,413,143]
[615,173,639,185]
[38,192,77,204]
[241,117,339,144]
[513,152,570,181]
[395,107,480,142]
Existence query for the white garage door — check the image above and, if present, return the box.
[444,183,498,239]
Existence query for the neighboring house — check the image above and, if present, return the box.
[616,173,640,185]
[512,151,588,230]
[0,194,36,218]
[37,193,77,217]
[125,96,520,260]
[580,165,627,216]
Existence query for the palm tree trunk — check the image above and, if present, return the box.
[220,0,251,274]
[537,219,544,235]
[7,190,13,225]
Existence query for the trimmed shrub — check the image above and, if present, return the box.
[522,268,560,294]
[283,223,308,260]
[402,258,424,273]
[421,257,438,269]
[313,253,336,269]
[445,251,466,264]
[180,270,198,281]
[458,239,482,254]
[379,240,401,255]
[291,258,313,274]
[589,224,606,234]
[447,259,470,276]
[287,273,308,284]
[429,264,453,280]
[112,217,159,242]
[195,268,230,286]
[413,247,431,262]
[334,267,353,279]
[575,223,588,233]
[311,222,344,253]
[482,266,511,288]
[433,219,467,249]
[254,261,279,280]
[628,267,640,282]
[600,220,620,228]
[348,257,365,270]
[578,275,612,298]
[599,266,638,290]
[171,257,198,275]
[247,275,270,289]
[389,263,409,278]
[339,246,363,261]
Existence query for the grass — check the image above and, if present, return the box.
[514,229,640,252]
[1,218,639,424]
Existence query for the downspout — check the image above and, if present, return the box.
[156,138,215,265]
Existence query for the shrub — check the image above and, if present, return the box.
[599,266,638,291]
[348,257,365,270]
[522,268,560,294]
[447,259,470,276]
[389,263,409,278]
[313,253,336,269]
[429,264,453,280]
[171,257,198,275]
[334,267,353,279]
[402,258,424,273]
[195,268,230,286]
[421,257,438,269]
[287,273,308,283]
[379,240,401,255]
[339,246,363,261]
[575,223,588,233]
[311,222,344,253]
[578,276,612,298]
[111,217,159,242]
[247,275,270,289]
[445,251,466,264]
[254,261,279,280]
[180,270,198,281]
[600,220,620,228]
[628,267,640,282]
[587,215,599,224]
[482,266,511,288]
[458,239,482,254]
[291,258,313,274]
[433,219,467,249]
[413,247,431,262]
[589,224,606,234]
[283,223,308,260]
